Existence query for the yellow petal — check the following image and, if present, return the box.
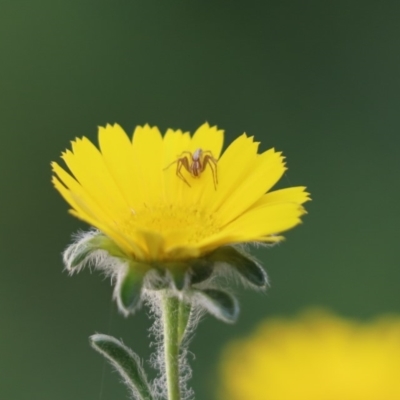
[62,137,129,219]
[136,230,165,260]
[216,147,287,225]
[52,162,114,224]
[251,186,311,209]
[53,172,146,259]
[52,175,98,222]
[197,202,305,252]
[68,209,146,259]
[131,124,164,205]
[207,134,260,213]
[224,202,305,237]
[98,124,142,209]
[162,129,191,205]
[190,122,224,159]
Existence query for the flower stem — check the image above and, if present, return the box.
[162,293,181,400]
[177,301,191,344]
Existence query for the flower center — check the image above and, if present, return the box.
[127,203,221,244]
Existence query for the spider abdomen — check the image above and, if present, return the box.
[191,160,202,177]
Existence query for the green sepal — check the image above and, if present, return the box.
[193,288,239,323]
[90,334,154,400]
[189,258,214,285]
[208,246,268,288]
[69,246,93,269]
[164,262,188,291]
[117,262,148,315]
[89,234,127,259]
[146,267,169,290]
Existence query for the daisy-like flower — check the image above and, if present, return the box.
[53,123,310,400]
[52,123,309,318]
[219,310,400,400]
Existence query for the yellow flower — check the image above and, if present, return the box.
[219,310,400,400]
[52,123,309,262]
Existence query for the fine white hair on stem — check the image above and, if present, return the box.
[145,290,199,400]
[62,230,271,399]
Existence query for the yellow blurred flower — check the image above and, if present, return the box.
[219,310,400,400]
[52,123,309,262]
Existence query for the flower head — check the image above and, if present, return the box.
[52,123,309,316]
[53,123,308,259]
[219,310,400,400]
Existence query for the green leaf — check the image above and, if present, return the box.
[90,334,154,400]
[194,288,239,323]
[208,246,268,288]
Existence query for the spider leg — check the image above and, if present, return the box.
[202,154,218,189]
[176,157,191,187]
[164,151,193,170]
[202,151,219,162]
[164,158,179,171]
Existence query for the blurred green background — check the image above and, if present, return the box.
[1,1,399,399]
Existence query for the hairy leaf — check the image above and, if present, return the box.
[90,334,154,400]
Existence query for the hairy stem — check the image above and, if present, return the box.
[162,293,181,400]
[177,301,191,344]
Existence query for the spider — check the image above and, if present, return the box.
[164,148,218,189]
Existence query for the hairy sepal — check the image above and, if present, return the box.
[189,258,214,285]
[90,334,154,400]
[162,262,189,291]
[149,258,214,292]
[63,230,127,273]
[193,288,239,323]
[115,262,149,316]
[207,246,269,288]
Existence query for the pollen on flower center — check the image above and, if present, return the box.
[125,203,221,244]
